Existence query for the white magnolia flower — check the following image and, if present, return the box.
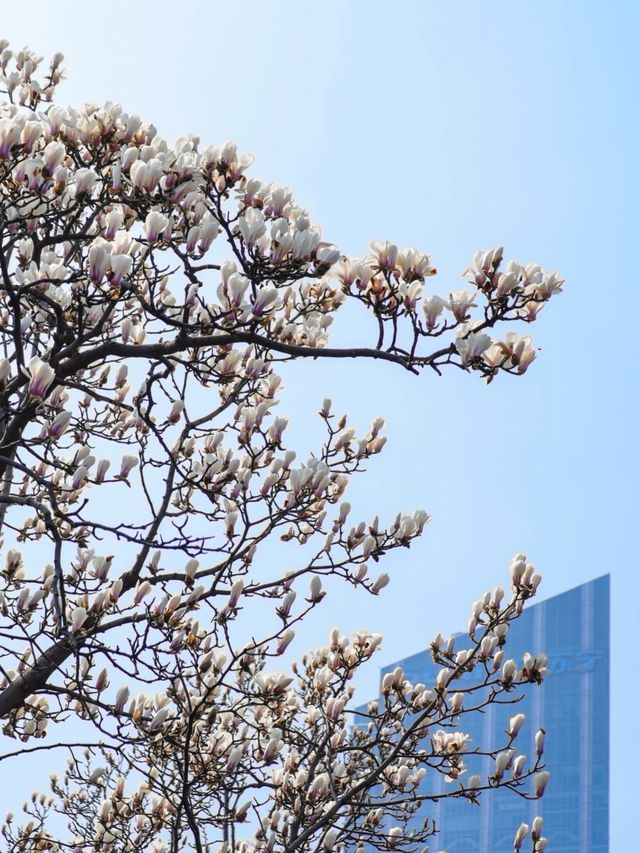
[455,328,491,365]
[110,253,132,286]
[104,207,124,239]
[74,167,98,195]
[251,286,278,317]
[70,606,88,634]
[371,572,390,594]
[88,767,107,785]
[148,705,171,732]
[118,454,139,479]
[42,140,64,173]
[114,685,130,714]
[48,410,71,439]
[447,289,477,321]
[198,216,219,252]
[485,332,537,374]
[88,243,110,284]
[144,210,169,242]
[95,459,111,483]
[533,770,550,798]
[462,775,480,793]
[463,245,504,285]
[26,357,55,399]
[276,628,295,655]
[238,208,267,249]
[507,713,526,738]
[396,247,436,281]
[514,822,529,851]
[226,746,243,773]
[531,816,544,840]
[370,240,398,271]
[422,293,445,329]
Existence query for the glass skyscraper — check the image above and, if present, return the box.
[375,575,610,852]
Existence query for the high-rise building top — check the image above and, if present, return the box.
[377,575,610,852]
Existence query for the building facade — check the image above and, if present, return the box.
[377,575,610,852]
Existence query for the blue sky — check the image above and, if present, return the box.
[3,1,637,847]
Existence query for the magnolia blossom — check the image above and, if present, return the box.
[88,243,110,284]
[95,459,111,483]
[494,749,514,779]
[228,578,244,609]
[370,240,398,271]
[371,572,390,594]
[114,685,130,714]
[514,822,529,851]
[252,285,278,317]
[226,746,243,773]
[507,712,526,738]
[149,706,171,732]
[239,208,267,249]
[42,140,64,173]
[110,253,133,286]
[105,207,124,239]
[276,628,295,655]
[463,245,504,285]
[432,730,471,755]
[485,332,537,374]
[48,409,71,439]
[26,356,55,399]
[74,167,98,195]
[130,157,163,192]
[466,774,482,791]
[17,238,33,264]
[449,692,464,713]
[422,293,445,329]
[145,210,169,242]
[92,556,113,581]
[0,358,10,385]
[199,217,219,252]
[118,454,139,479]
[455,328,492,365]
[134,581,152,605]
[513,754,527,777]
[0,116,20,158]
[447,289,477,321]
[184,558,199,582]
[167,399,185,424]
[316,245,340,268]
[396,247,436,281]
[88,767,107,785]
[70,607,88,634]
[533,770,550,798]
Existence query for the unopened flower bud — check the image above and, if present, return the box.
[533,770,550,798]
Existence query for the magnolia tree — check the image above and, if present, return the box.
[0,44,561,853]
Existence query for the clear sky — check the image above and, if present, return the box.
[3,1,637,848]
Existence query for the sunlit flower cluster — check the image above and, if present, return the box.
[0,42,559,853]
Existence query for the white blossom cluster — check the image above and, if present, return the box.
[0,43,558,853]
